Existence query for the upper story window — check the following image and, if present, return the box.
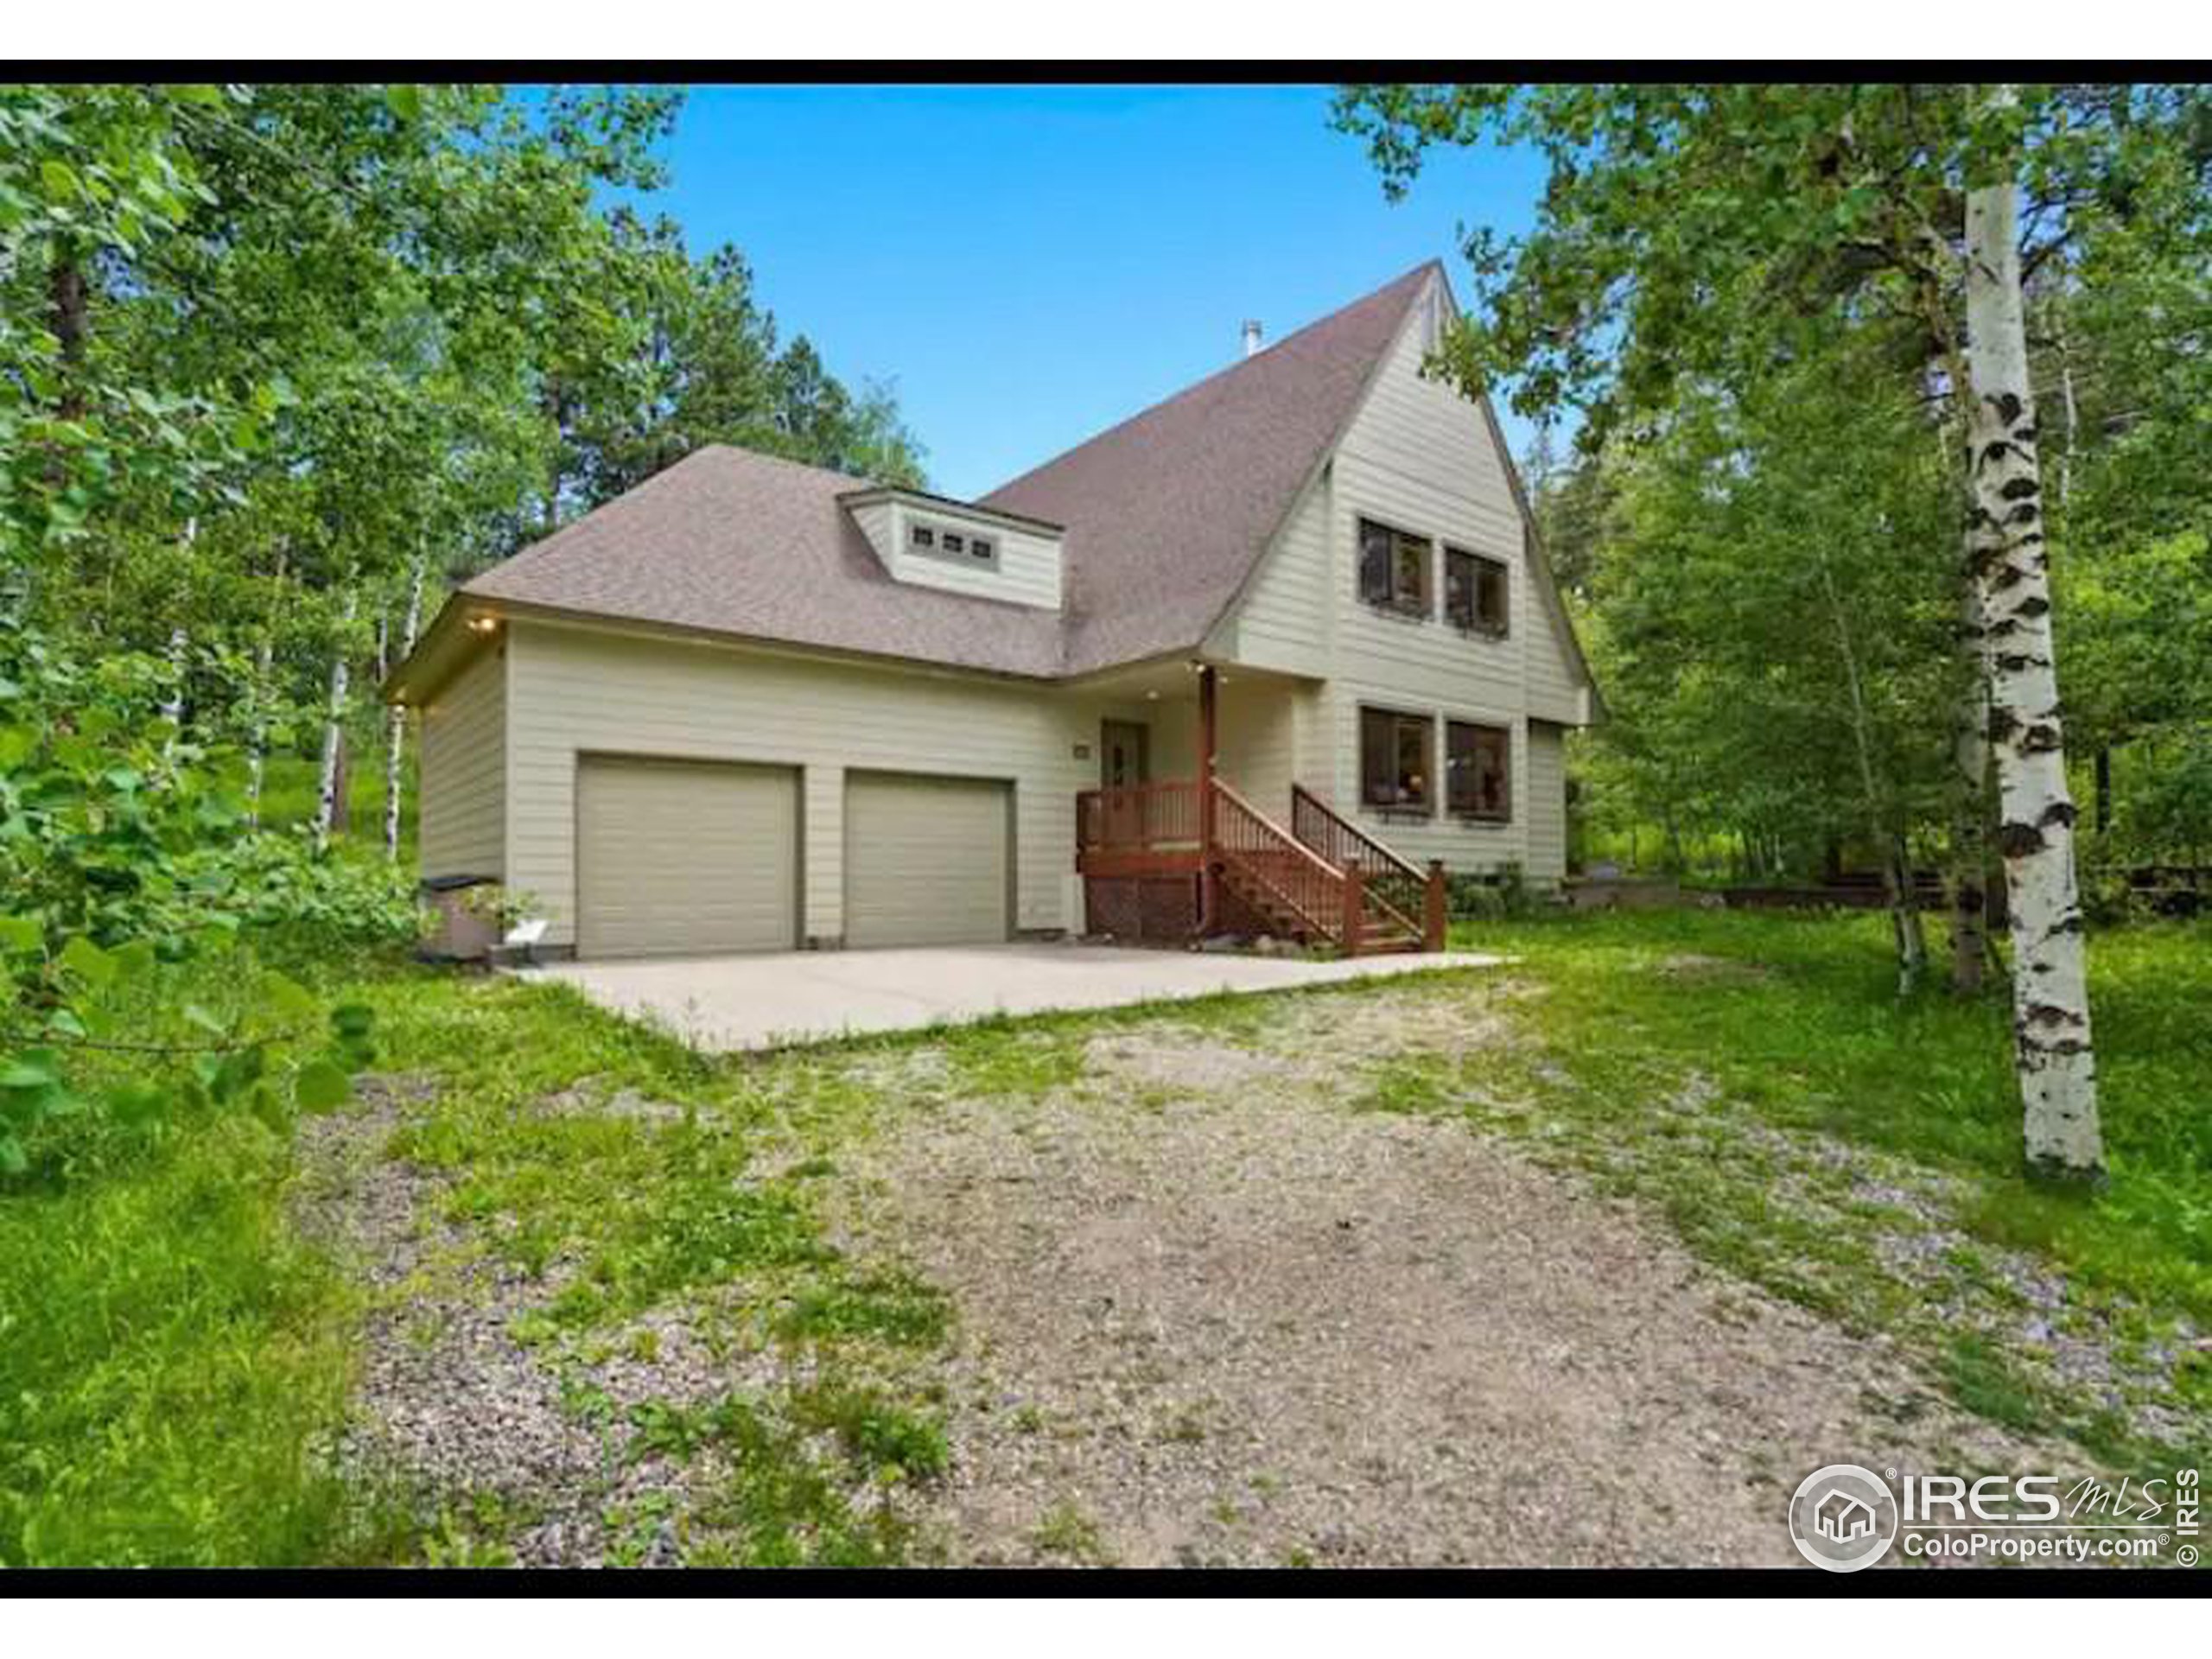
[909,524,934,549]
[1447,721,1510,822]
[1446,547,1510,637]
[1357,518,1431,618]
[1359,706,1435,816]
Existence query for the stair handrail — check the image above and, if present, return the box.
[1214,779,1344,882]
[1291,782,1424,885]
[1211,778,1353,942]
[1289,783,1426,940]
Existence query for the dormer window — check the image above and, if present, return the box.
[842,486,1052,605]
[899,515,1006,574]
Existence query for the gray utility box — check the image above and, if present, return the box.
[419,874,500,963]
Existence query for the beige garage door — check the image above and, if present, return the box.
[844,772,1011,948]
[576,755,798,958]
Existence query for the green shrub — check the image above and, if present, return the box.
[1,622,397,1173]
[1447,861,1542,922]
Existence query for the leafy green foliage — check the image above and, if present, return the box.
[1334,84,2206,439]
[0,933,424,1565]
[1565,332,1956,873]
[0,620,410,1175]
[1338,82,2211,892]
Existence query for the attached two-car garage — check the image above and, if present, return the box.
[574,754,1009,959]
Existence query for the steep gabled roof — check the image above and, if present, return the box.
[401,264,1444,690]
[983,263,1437,675]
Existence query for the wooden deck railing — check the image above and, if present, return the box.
[1077,778,1444,953]
[1291,784,1443,949]
[1077,779,1200,854]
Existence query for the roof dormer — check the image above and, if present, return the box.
[840,486,1064,612]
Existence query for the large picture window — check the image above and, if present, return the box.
[1357,518,1432,617]
[1360,706,1435,814]
[1446,547,1510,637]
[1446,721,1511,822]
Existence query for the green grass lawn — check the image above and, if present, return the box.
[1451,907,2212,1315]
[3,907,2205,1563]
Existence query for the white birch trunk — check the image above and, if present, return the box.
[1929,366,1993,995]
[245,543,287,829]
[315,588,357,844]
[246,632,272,827]
[1948,570,1993,995]
[385,560,424,860]
[159,627,188,723]
[157,518,194,755]
[2054,302,2080,509]
[1964,123,2104,1179]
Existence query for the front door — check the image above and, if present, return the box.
[1099,720,1151,846]
[1100,720,1150,790]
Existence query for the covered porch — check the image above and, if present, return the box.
[1070,661,1447,956]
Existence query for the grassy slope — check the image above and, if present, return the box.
[1,940,1029,1566]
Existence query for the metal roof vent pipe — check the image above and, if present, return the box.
[1241,319,1263,359]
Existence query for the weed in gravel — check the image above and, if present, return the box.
[1030,1499,1110,1564]
[601,1491,678,1567]
[774,1267,952,1349]
[416,1489,535,1567]
[677,1395,918,1566]
[788,1382,950,1482]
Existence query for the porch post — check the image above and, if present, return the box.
[1197,663,1218,935]
[1424,858,1448,953]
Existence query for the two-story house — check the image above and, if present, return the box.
[386,262,1598,961]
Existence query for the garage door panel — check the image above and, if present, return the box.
[578,756,797,957]
[844,773,1009,949]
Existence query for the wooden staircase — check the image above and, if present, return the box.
[1077,778,1447,957]
[1211,780,1441,957]
[1287,784,1436,953]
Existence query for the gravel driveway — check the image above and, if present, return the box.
[314,974,2072,1567]
[820,995,2067,1567]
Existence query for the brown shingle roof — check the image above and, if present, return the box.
[447,263,1437,682]
[461,446,1067,677]
[984,262,1436,674]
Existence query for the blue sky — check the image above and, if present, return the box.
[634,85,1549,500]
